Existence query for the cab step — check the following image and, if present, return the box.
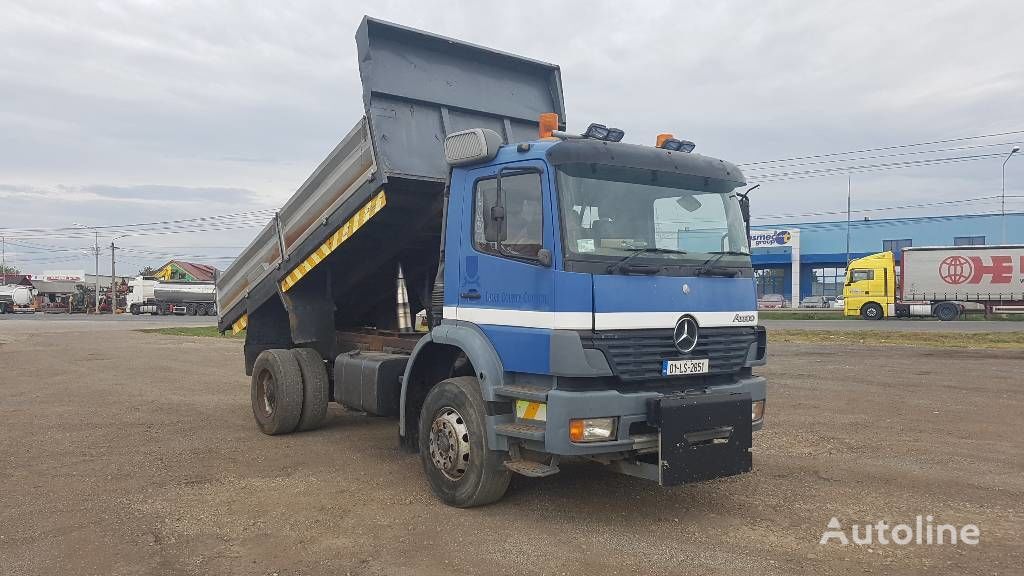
[505,458,560,478]
[494,422,545,441]
[493,384,549,402]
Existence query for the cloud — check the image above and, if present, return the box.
[1,0,1022,269]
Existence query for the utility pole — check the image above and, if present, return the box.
[846,175,851,266]
[94,231,100,313]
[110,242,116,314]
[1002,146,1020,244]
[2,235,6,285]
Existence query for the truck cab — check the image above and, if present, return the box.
[844,251,897,319]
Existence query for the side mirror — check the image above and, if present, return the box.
[537,248,552,267]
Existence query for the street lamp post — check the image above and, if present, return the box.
[1003,146,1021,244]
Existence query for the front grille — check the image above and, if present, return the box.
[579,326,756,382]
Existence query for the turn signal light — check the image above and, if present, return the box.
[569,417,617,442]
[538,112,560,139]
[752,400,765,422]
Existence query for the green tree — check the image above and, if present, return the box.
[137,266,157,277]
[1,263,20,276]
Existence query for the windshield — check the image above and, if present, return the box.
[556,163,750,268]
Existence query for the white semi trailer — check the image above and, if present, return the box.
[0,284,36,314]
[127,277,217,316]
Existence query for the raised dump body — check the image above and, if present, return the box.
[217,18,564,337]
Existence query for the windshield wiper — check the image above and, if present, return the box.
[607,247,687,274]
[695,250,749,277]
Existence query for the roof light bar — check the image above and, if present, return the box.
[583,123,625,142]
[656,133,696,153]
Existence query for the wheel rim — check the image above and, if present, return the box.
[428,407,471,481]
[256,370,276,417]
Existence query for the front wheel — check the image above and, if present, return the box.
[418,377,510,508]
[860,302,883,320]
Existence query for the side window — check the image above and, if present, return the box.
[850,269,874,282]
[473,171,544,260]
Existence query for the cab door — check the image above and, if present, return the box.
[454,160,557,373]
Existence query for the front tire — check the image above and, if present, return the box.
[861,302,883,320]
[418,377,510,508]
[251,349,304,435]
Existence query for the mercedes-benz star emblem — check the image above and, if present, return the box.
[673,316,699,353]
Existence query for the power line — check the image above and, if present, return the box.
[753,194,1024,221]
[741,140,1023,173]
[746,152,1008,184]
[0,208,275,235]
[738,129,1024,167]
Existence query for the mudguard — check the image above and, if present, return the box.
[399,320,506,446]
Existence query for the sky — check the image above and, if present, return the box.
[1,0,1022,275]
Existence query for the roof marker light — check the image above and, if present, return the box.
[538,113,560,139]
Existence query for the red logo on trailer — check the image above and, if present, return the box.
[938,255,1015,285]
[938,256,972,285]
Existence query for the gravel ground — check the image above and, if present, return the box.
[0,323,1021,575]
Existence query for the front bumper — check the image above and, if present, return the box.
[540,374,766,457]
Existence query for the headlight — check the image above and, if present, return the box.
[752,400,765,422]
[569,417,617,443]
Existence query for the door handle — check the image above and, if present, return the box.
[460,290,481,300]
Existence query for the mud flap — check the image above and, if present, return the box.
[647,392,752,486]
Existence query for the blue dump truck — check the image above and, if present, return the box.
[218,17,767,507]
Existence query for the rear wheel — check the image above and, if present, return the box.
[195,303,207,316]
[291,348,329,431]
[934,302,959,322]
[251,349,304,435]
[860,302,883,320]
[418,377,510,507]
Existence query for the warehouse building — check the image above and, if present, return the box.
[751,211,1024,303]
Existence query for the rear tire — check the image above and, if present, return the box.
[251,349,304,435]
[195,303,207,316]
[860,302,883,320]
[291,348,329,431]
[418,376,510,508]
[934,302,959,322]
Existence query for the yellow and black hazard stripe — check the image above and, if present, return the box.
[231,314,248,335]
[279,190,387,293]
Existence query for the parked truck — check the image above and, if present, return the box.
[0,284,36,314]
[217,17,768,507]
[127,277,217,316]
[844,246,1024,320]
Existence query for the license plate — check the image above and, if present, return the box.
[662,358,709,376]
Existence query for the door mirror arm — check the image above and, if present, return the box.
[537,248,552,267]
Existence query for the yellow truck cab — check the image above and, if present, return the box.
[843,251,896,319]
